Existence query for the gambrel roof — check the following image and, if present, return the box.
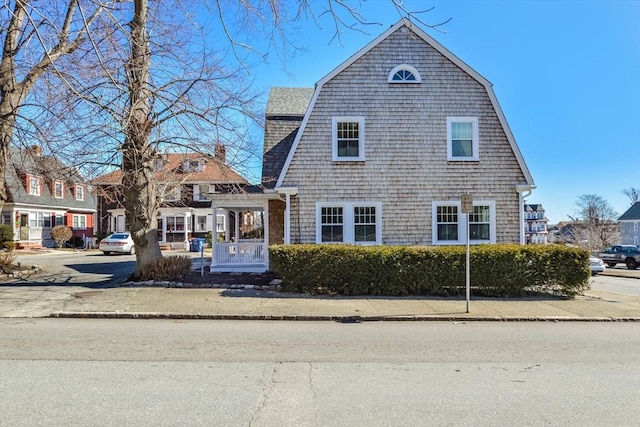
[275,18,534,188]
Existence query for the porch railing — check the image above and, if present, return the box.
[214,239,265,266]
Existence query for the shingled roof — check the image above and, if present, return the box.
[619,202,640,221]
[262,88,313,188]
[93,152,248,185]
[5,147,96,211]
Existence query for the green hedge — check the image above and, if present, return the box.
[269,244,590,298]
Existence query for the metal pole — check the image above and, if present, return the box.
[200,242,204,277]
[466,212,470,313]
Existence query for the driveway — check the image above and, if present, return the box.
[4,250,137,287]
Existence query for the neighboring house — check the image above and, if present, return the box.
[206,18,535,272]
[0,146,97,249]
[618,202,640,246]
[524,204,549,244]
[93,145,248,249]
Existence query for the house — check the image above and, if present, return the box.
[0,146,97,249]
[618,202,640,246]
[93,145,249,249]
[524,204,549,244]
[206,18,535,272]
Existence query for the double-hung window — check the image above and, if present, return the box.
[432,201,495,244]
[54,181,64,198]
[75,185,84,201]
[447,117,479,161]
[73,214,87,229]
[317,202,381,244]
[320,206,344,243]
[332,117,365,161]
[28,176,40,196]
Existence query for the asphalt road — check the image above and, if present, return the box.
[10,250,137,287]
[1,319,638,426]
[590,273,640,297]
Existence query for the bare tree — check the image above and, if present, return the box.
[623,187,639,206]
[0,0,111,212]
[569,194,619,252]
[3,1,445,276]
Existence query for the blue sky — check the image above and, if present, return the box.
[244,0,639,224]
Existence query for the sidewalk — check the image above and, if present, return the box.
[1,250,638,321]
[0,283,638,321]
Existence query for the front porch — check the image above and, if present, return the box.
[207,190,284,273]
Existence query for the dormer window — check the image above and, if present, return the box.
[75,185,84,201]
[183,159,204,172]
[28,176,41,196]
[388,64,421,83]
[53,180,64,198]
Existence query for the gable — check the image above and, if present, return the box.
[275,18,534,188]
[619,202,640,221]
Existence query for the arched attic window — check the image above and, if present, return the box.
[388,64,421,83]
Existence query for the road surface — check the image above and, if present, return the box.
[1,319,638,426]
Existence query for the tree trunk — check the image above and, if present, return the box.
[122,0,162,276]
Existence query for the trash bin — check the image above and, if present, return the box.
[190,238,205,252]
[196,238,205,252]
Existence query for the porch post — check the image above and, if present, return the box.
[263,200,270,269]
[211,204,217,267]
[284,193,291,245]
[183,211,189,250]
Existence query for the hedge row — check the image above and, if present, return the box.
[268,244,591,298]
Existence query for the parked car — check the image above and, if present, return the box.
[99,232,135,255]
[597,245,640,270]
[589,256,606,276]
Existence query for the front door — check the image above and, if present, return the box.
[19,214,29,240]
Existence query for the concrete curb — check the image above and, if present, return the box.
[48,311,640,322]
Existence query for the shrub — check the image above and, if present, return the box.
[50,225,73,249]
[0,250,16,274]
[138,255,193,281]
[2,241,16,251]
[269,244,591,298]
[0,224,13,243]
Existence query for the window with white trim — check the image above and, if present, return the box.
[332,117,365,161]
[388,64,421,83]
[447,117,479,161]
[194,184,211,201]
[317,202,381,244]
[634,221,638,232]
[29,212,45,228]
[75,185,84,201]
[28,176,40,196]
[216,214,225,233]
[53,180,64,198]
[196,215,208,232]
[320,206,344,243]
[72,214,87,229]
[432,201,496,244]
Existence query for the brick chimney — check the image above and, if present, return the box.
[214,144,226,164]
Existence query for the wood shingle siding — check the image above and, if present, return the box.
[276,20,533,245]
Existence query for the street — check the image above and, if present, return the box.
[1,319,639,426]
[5,250,208,287]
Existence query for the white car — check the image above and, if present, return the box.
[100,232,136,255]
[589,256,606,275]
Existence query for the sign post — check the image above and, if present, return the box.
[461,193,473,313]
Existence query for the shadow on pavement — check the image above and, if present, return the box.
[1,260,137,289]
